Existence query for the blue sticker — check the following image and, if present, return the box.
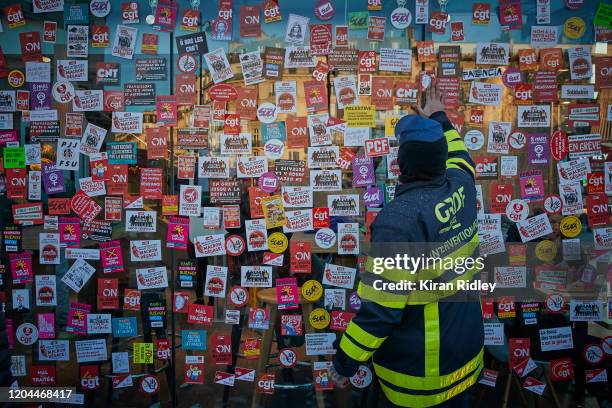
[182,330,207,350]
[112,317,138,338]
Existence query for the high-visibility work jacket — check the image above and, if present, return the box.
[333,112,484,407]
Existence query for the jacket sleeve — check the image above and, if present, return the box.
[430,111,475,179]
[332,222,413,377]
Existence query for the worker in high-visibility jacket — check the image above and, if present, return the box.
[330,82,484,407]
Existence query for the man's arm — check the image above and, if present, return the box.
[430,111,475,178]
[411,81,475,179]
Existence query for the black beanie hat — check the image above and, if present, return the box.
[394,115,448,183]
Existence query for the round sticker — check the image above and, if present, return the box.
[508,131,526,150]
[602,336,612,356]
[583,343,605,365]
[228,286,249,307]
[278,348,298,368]
[349,291,361,311]
[257,102,279,124]
[309,308,330,329]
[258,171,279,193]
[8,70,24,88]
[464,130,484,150]
[502,67,522,88]
[90,0,111,17]
[268,232,288,253]
[544,194,563,215]
[505,199,529,222]
[350,365,373,389]
[545,293,565,313]
[302,280,323,302]
[338,86,357,107]
[315,228,336,249]
[550,130,569,161]
[390,7,412,29]
[264,138,285,160]
[16,323,38,346]
[535,240,557,263]
[563,17,586,39]
[225,235,246,256]
[52,81,75,104]
[560,215,581,238]
[139,374,160,395]
[314,0,335,20]
[177,54,198,73]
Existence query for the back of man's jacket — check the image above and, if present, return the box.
[334,112,484,408]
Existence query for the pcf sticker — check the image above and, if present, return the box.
[315,228,336,249]
[278,348,298,368]
[350,365,373,388]
[464,130,484,150]
[509,131,526,150]
[228,286,249,307]
[544,194,562,215]
[583,344,604,365]
[302,280,323,301]
[225,235,246,257]
[139,374,160,395]
[505,199,529,222]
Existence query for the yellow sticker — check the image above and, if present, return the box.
[535,240,557,263]
[309,307,330,329]
[133,342,154,364]
[260,195,286,229]
[563,17,586,39]
[560,216,581,238]
[302,280,323,302]
[385,115,401,138]
[344,105,376,128]
[268,232,288,254]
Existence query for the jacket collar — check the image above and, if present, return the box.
[395,174,448,197]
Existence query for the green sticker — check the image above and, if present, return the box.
[348,11,369,29]
[3,147,26,168]
[594,3,612,29]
